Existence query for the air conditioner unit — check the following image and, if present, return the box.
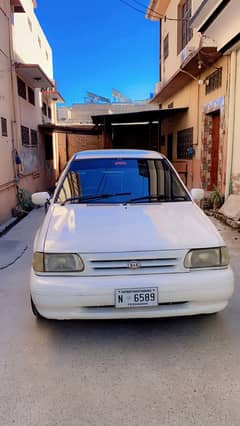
[201,35,217,48]
[180,46,197,64]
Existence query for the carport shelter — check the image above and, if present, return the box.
[92,108,188,151]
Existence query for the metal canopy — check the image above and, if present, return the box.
[92,107,188,125]
[39,124,101,135]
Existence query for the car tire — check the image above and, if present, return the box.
[31,297,45,320]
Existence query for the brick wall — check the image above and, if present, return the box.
[56,132,104,173]
[67,134,104,158]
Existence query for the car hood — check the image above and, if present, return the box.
[43,203,223,253]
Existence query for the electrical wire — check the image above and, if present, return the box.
[119,0,189,21]
[119,0,158,18]
[131,0,164,18]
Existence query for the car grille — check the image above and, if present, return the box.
[81,250,186,276]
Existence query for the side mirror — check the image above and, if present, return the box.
[32,192,50,207]
[191,188,204,201]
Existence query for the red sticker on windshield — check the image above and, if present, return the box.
[114,161,127,166]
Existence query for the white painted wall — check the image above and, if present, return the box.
[11,0,55,158]
[0,0,58,222]
[12,1,53,79]
[0,0,15,185]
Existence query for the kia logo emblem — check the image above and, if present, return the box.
[128,261,141,270]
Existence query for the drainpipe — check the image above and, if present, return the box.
[8,7,21,181]
[225,50,237,199]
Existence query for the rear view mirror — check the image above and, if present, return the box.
[32,192,50,207]
[191,188,204,201]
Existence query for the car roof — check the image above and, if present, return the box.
[73,149,164,160]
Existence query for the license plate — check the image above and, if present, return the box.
[115,288,158,308]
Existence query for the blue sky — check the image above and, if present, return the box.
[36,0,159,106]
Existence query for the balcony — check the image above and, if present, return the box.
[150,46,220,104]
[191,0,240,52]
[191,0,230,31]
[15,63,54,89]
[10,0,25,12]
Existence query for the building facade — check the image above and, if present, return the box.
[191,0,240,198]
[57,102,159,125]
[146,0,231,193]
[0,0,61,223]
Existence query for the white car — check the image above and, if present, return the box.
[30,149,234,320]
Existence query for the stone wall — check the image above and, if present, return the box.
[201,96,226,193]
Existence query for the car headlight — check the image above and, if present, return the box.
[32,252,84,273]
[184,247,229,269]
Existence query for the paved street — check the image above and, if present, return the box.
[0,209,240,426]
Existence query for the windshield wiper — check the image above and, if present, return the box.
[124,195,171,204]
[61,192,131,205]
[125,194,189,204]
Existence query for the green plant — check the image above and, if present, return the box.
[16,186,33,211]
[12,186,34,217]
[210,186,223,210]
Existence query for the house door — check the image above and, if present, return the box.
[210,112,220,190]
[167,133,173,162]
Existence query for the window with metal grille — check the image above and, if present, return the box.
[48,106,52,119]
[28,86,35,105]
[17,77,26,99]
[1,117,7,137]
[205,68,222,95]
[182,0,192,49]
[42,102,47,116]
[177,127,193,159]
[30,129,38,145]
[164,34,169,60]
[21,125,30,145]
[177,0,193,53]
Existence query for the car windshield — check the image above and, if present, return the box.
[55,158,191,204]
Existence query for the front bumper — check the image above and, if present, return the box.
[30,268,234,319]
